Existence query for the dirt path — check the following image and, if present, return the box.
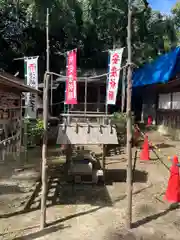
[0,132,180,240]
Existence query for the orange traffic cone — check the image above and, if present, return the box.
[140,135,150,161]
[164,156,180,203]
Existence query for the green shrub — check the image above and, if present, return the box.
[111,112,134,128]
[24,118,44,147]
[111,112,135,145]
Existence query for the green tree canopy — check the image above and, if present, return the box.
[0,0,178,77]
[172,1,180,44]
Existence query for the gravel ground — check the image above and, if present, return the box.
[0,131,180,240]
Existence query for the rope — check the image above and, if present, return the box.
[134,124,171,171]
[46,62,136,81]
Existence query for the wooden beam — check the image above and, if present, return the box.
[60,113,113,118]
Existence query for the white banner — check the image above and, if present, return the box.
[25,57,38,119]
[106,48,124,105]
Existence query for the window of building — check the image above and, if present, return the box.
[158,93,171,109]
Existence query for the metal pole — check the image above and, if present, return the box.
[40,8,49,230]
[126,0,133,229]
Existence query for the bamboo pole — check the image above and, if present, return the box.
[46,9,50,73]
[97,85,100,113]
[40,73,49,229]
[23,59,28,161]
[121,67,126,113]
[126,0,133,229]
[102,144,106,182]
[84,78,87,116]
[24,119,28,160]
[105,53,110,117]
[50,74,53,114]
[40,8,50,230]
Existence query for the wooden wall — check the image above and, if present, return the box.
[0,86,22,161]
[155,80,180,128]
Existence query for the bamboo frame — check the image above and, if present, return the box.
[40,0,137,229]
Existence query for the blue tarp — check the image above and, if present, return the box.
[132,47,180,87]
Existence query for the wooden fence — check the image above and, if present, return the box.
[0,133,21,162]
[156,110,180,129]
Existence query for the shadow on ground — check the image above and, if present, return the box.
[0,161,148,219]
[155,143,174,149]
[105,169,148,185]
[12,224,70,240]
[132,203,180,228]
[9,203,179,240]
[0,184,23,195]
[105,229,176,240]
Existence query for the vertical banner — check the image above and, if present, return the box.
[65,50,77,105]
[25,57,39,118]
[106,48,124,105]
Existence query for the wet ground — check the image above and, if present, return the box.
[0,131,180,239]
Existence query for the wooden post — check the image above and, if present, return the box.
[102,144,106,182]
[126,0,133,229]
[41,73,49,229]
[97,85,100,113]
[50,74,53,115]
[24,118,28,161]
[19,96,23,158]
[84,77,87,116]
[40,8,50,230]
[67,105,70,124]
[23,59,28,162]
[97,85,100,123]
[105,52,110,117]
[65,144,72,176]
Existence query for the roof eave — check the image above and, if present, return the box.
[0,74,41,93]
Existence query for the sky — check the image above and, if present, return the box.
[148,0,177,14]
